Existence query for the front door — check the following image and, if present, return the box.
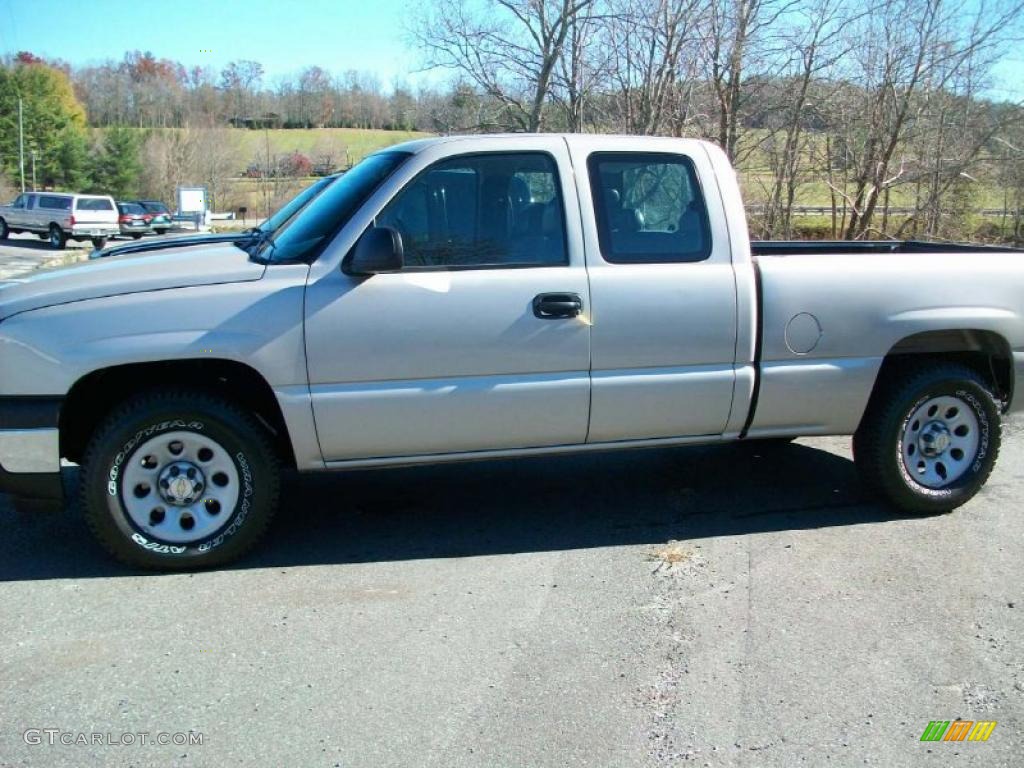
[305,142,592,462]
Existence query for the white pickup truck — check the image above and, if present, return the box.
[0,135,1022,569]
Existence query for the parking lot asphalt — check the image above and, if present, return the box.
[0,232,92,279]
[1,424,1021,767]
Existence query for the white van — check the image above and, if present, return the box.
[0,192,121,249]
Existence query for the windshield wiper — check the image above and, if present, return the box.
[244,228,275,263]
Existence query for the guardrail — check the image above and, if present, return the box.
[745,205,1015,218]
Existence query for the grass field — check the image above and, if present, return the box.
[228,127,431,165]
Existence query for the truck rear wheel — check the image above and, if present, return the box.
[80,390,280,569]
[48,224,66,250]
[0,217,8,240]
[853,363,1000,514]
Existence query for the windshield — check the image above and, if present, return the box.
[261,152,409,263]
[258,175,337,235]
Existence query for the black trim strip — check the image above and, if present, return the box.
[739,262,764,439]
[0,396,63,430]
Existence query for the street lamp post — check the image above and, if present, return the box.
[18,98,25,193]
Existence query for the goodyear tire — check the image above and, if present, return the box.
[853,363,1000,514]
[81,390,280,569]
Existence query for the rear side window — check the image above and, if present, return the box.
[76,198,114,211]
[588,153,711,264]
[119,203,145,214]
[376,152,567,269]
[39,195,71,210]
[141,202,169,213]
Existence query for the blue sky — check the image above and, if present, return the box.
[0,0,433,89]
[1,0,1021,101]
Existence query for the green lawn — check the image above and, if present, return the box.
[229,127,431,163]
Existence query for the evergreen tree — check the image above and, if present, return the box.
[54,127,91,190]
[0,57,90,190]
[90,127,142,198]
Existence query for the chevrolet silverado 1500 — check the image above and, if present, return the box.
[0,135,1021,569]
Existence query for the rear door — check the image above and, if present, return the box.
[304,137,592,462]
[37,195,72,229]
[567,137,739,442]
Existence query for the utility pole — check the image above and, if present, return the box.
[30,150,37,191]
[18,98,25,193]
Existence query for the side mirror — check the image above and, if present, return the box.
[343,226,404,276]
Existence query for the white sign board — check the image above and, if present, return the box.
[177,186,208,214]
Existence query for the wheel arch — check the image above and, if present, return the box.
[60,358,297,469]
[862,329,1014,423]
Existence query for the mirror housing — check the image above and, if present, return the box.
[343,226,404,276]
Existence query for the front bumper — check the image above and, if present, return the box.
[0,397,63,501]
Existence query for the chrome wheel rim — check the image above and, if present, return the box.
[900,395,979,489]
[121,430,239,544]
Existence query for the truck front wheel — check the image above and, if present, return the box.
[81,390,280,569]
[853,363,1000,514]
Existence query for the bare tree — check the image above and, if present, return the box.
[700,0,795,161]
[600,0,706,136]
[835,0,1023,239]
[411,0,597,132]
[757,0,854,237]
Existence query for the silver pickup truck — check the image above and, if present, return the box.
[0,191,121,249]
[0,135,1022,569]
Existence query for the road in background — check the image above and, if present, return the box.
[1,427,1021,767]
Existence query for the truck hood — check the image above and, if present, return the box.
[0,242,266,321]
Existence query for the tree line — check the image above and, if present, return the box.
[2,0,1024,242]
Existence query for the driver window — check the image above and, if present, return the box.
[376,152,567,269]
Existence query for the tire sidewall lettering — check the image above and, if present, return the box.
[107,419,254,557]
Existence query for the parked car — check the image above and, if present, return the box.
[91,174,340,259]
[116,202,154,239]
[0,192,119,249]
[1,135,1022,570]
[134,200,173,234]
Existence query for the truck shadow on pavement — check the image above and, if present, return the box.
[0,441,930,581]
